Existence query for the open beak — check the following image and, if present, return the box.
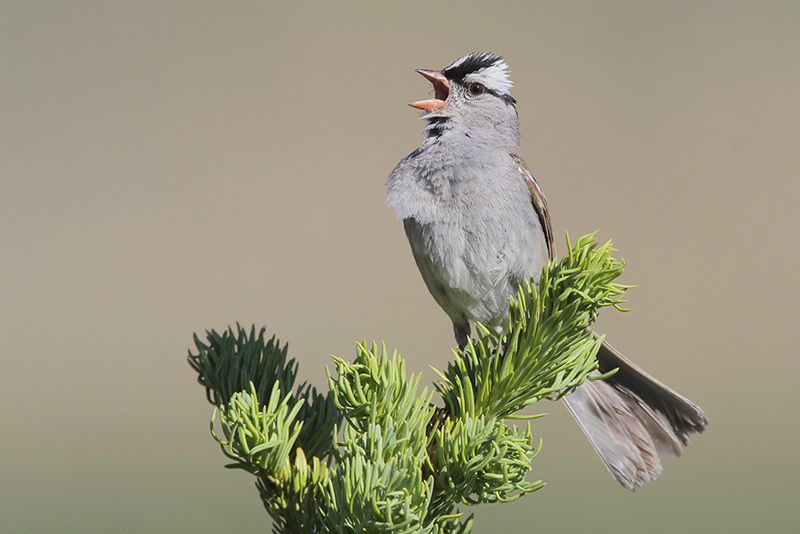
[409,69,450,112]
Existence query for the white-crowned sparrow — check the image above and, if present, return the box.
[386,52,707,490]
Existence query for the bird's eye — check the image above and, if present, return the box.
[467,82,487,97]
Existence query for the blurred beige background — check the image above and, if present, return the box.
[1,1,798,532]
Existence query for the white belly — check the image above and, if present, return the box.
[403,211,548,327]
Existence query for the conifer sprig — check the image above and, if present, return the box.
[187,233,629,533]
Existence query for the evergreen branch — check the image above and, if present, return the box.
[431,416,544,504]
[188,324,341,461]
[435,233,628,421]
[210,382,304,478]
[187,232,630,533]
[321,453,434,533]
[327,342,435,463]
[294,386,341,460]
[188,324,297,409]
[257,449,331,534]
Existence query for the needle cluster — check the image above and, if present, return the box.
[187,233,628,533]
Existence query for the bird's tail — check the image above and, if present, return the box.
[563,339,708,490]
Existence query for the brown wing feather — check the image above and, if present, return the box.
[511,154,555,259]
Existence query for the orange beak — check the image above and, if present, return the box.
[409,69,450,112]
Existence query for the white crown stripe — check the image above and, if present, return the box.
[445,53,513,94]
[467,62,513,93]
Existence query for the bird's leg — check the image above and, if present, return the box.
[453,322,471,350]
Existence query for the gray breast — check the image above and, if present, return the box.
[391,154,549,327]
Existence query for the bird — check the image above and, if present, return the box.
[385,52,707,490]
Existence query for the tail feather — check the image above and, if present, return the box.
[595,339,708,443]
[563,339,708,490]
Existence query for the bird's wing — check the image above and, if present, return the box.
[511,154,555,259]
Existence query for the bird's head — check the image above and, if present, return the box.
[409,53,518,142]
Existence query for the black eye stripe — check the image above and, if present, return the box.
[461,83,517,106]
[498,92,517,106]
